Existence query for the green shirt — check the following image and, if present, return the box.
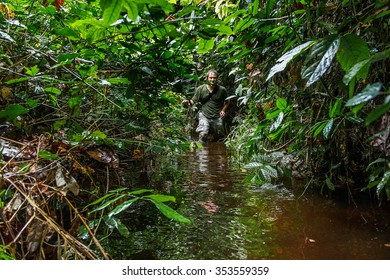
[192,84,229,119]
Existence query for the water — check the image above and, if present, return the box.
[108,142,390,260]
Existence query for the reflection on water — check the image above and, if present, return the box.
[109,142,390,260]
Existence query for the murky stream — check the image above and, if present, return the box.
[108,142,390,260]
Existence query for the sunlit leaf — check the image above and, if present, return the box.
[376,170,390,198]
[266,41,314,82]
[104,216,129,237]
[261,165,278,181]
[323,118,334,139]
[0,30,14,42]
[176,5,196,17]
[217,25,233,35]
[270,111,284,132]
[345,83,382,106]
[244,162,263,168]
[101,0,124,26]
[235,84,243,96]
[306,38,340,87]
[107,197,140,218]
[134,0,174,13]
[53,27,79,39]
[150,200,191,224]
[251,0,259,15]
[266,109,281,120]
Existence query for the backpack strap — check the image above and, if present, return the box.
[200,85,219,105]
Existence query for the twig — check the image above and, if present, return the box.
[261,138,295,153]
[7,179,100,259]
[64,196,110,260]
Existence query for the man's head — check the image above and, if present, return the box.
[206,69,218,86]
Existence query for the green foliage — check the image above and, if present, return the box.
[364,158,390,201]
[337,34,370,80]
[83,187,190,238]
[215,0,389,200]
[267,41,315,82]
[1,0,389,260]
[302,35,340,87]
[0,245,14,260]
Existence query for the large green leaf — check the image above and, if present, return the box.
[101,0,124,26]
[306,37,340,87]
[337,34,370,80]
[150,200,191,224]
[266,41,314,82]
[123,1,139,22]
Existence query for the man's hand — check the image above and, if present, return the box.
[182,99,191,107]
[219,110,226,119]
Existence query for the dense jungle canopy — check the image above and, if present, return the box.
[0,0,389,259]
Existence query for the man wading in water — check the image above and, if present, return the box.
[182,69,230,143]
